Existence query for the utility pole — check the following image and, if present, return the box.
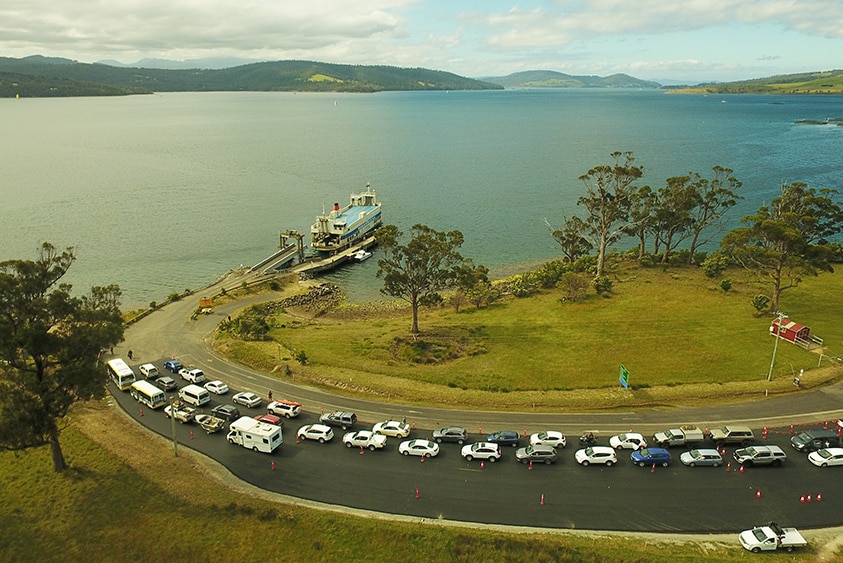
[766,311,786,382]
[168,393,179,457]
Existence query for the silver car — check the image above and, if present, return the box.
[679,448,723,467]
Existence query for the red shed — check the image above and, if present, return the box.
[770,317,810,344]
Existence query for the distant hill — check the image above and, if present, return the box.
[670,69,843,94]
[481,70,661,89]
[0,56,502,97]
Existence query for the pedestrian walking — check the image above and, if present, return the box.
[268,390,273,400]
[127,349,133,360]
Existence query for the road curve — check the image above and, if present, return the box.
[114,273,843,532]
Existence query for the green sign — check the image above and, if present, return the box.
[619,364,630,388]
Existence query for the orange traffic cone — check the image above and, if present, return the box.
[817,493,823,502]
[360,446,364,455]
[421,454,425,463]
[480,460,485,469]
[415,487,420,499]
[651,463,655,473]
[189,429,194,440]
[800,495,806,503]
[726,462,731,472]
[756,490,761,499]
[529,459,533,470]
[271,459,275,471]
[739,464,745,473]
[540,493,545,505]
[139,407,144,417]
[807,494,812,502]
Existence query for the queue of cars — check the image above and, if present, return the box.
[127,358,843,472]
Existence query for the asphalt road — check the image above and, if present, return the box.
[113,273,843,532]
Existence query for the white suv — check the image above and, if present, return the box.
[179,368,206,384]
[268,400,302,418]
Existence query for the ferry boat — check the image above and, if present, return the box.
[311,184,382,253]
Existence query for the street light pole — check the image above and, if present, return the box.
[766,311,786,382]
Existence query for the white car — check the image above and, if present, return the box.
[609,432,647,450]
[232,391,262,408]
[297,424,334,443]
[461,442,502,462]
[398,439,440,458]
[808,447,843,467]
[178,367,206,384]
[267,400,302,418]
[529,431,567,448]
[203,380,229,395]
[575,446,618,466]
[343,430,387,450]
[372,420,411,438]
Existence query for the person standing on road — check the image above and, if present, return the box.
[268,390,273,400]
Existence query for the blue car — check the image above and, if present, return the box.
[163,359,183,373]
[631,447,671,467]
[487,430,520,448]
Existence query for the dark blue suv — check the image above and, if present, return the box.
[631,447,671,467]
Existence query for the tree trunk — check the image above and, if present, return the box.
[687,231,701,265]
[410,300,420,334]
[50,426,68,473]
[596,239,607,278]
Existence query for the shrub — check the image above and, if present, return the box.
[701,252,729,278]
[638,253,658,267]
[295,350,308,364]
[592,276,613,295]
[752,294,771,315]
[720,279,732,291]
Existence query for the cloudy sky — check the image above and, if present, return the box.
[2,0,842,82]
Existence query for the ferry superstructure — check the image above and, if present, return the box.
[310,183,382,253]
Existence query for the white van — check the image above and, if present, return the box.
[138,363,160,379]
[179,384,210,407]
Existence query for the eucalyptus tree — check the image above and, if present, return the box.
[548,215,593,264]
[576,151,644,277]
[686,166,742,264]
[721,182,843,311]
[654,175,697,263]
[375,224,466,334]
[0,243,124,473]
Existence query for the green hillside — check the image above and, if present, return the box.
[670,69,843,94]
[481,70,660,89]
[0,56,502,97]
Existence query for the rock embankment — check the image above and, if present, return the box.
[262,283,344,315]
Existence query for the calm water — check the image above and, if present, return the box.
[1,90,841,307]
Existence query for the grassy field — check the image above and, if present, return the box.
[1,400,821,563]
[215,262,843,410]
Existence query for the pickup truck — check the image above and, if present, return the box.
[739,522,807,552]
[652,425,705,448]
[195,414,226,434]
[733,445,787,467]
[710,425,754,448]
[163,401,197,424]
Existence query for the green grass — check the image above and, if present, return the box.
[0,402,798,562]
[216,263,843,410]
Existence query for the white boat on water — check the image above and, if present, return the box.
[352,249,373,261]
[311,183,382,253]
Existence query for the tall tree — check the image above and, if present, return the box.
[0,243,124,473]
[654,175,697,263]
[721,182,843,311]
[375,224,465,334]
[548,215,593,264]
[577,151,644,277]
[686,166,742,264]
[624,184,657,259]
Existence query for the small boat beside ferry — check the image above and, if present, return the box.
[311,183,382,253]
[352,249,373,261]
